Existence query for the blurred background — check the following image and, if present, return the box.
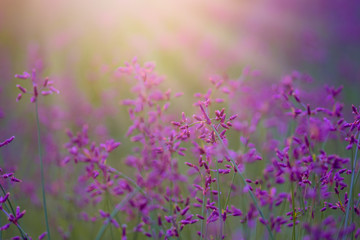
[1,0,360,101]
[1,0,360,238]
[2,0,360,85]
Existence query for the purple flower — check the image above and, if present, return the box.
[0,136,15,148]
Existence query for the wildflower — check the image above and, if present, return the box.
[0,136,15,148]
[14,69,59,103]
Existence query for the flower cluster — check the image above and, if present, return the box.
[6,59,360,239]
[0,136,49,239]
[15,69,59,103]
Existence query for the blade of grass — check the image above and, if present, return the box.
[291,182,296,240]
[211,125,274,240]
[0,184,27,239]
[343,131,360,240]
[95,190,139,240]
[215,153,223,240]
[35,101,51,240]
[200,192,206,240]
[1,209,28,238]
[224,171,236,210]
[108,167,162,239]
[108,167,147,196]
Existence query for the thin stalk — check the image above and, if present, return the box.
[254,221,257,240]
[343,131,360,240]
[132,214,141,240]
[95,190,138,240]
[211,125,274,240]
[109,168,161,239]
[215,157,222,240]
[291,182,296,240]
[1,209,28,237]
[222,168,236,240]
[0,185,26,239]
[0,185,16,215]
[35,101,51,240]
[298,186,305,217]
[224,219,232,240]
[106,193,115,240]
[105,190,122,229]
[168,153,181,240]
[109,168,147,196]
[224,171,236,209]
[200,192,206,240]
[150,209,158,240]
[337,216,346,240]
[354,169,360,193]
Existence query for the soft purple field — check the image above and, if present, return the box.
[1,1,360,239]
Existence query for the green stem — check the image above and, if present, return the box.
[106,190,122,229]
[200,192,206,240]
[106,193,115,240]
[109,168,161,239]
[0,185,15,215]
[0,185,26,239]
[215,155,223,240]
[95,190,138,240]
[168,153,180,240]
[211,125,274,240]
[1,209,28,238]
[222,173,236,240]
[132,214,141,240]
[35,101,51,240]
[343,131,360,240]
[224,171,236,210]
[291,182,296,240]
[109,168,147,196]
